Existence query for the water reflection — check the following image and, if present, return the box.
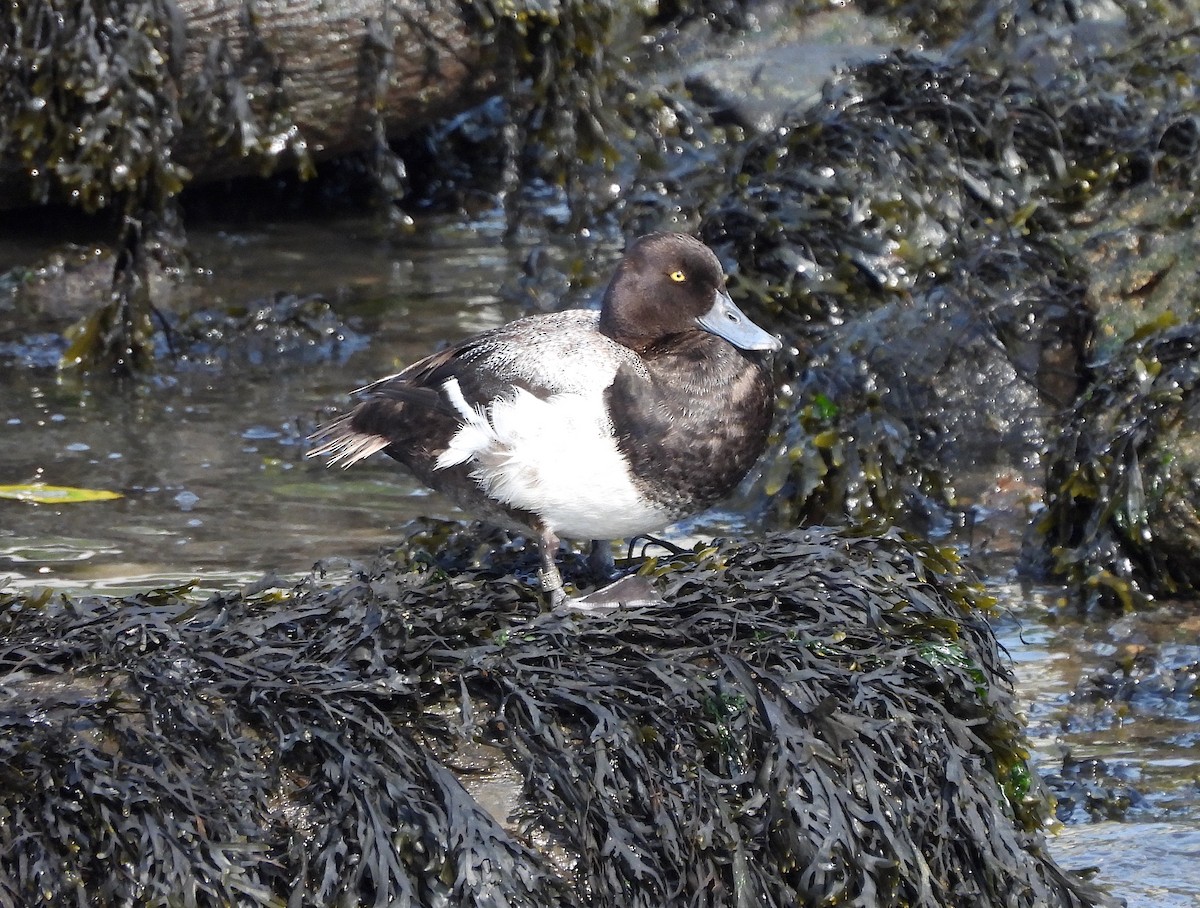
[992,581,1200,906]
[1052,822,1200,908]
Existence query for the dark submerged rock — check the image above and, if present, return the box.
[0,525,1116,907]
[1039,612,1200,822]
[0,247,364,370]
[1043,755,1144,825]
[162,293,368,370]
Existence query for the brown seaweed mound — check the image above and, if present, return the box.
[0,525,1114,907]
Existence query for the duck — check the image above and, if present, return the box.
[308,232,781,606]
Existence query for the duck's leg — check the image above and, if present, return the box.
[536,525,568,607]
[587,539,617,582]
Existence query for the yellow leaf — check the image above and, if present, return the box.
[0,483,123,504]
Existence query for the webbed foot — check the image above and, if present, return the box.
[559,575,664,612]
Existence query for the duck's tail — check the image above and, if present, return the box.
[307,415,391,468]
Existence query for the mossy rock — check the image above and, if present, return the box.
[1068,186,1200,353]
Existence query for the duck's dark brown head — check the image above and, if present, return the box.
[598,233,781,355]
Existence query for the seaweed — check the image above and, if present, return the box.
[694,32,1200,532]
[410,0,756,226]
[0,524,1117,906]
[0,0,190,374]
[858,0,1084,49]
[703,27,1200,332]
[1037,320,1200,608]
[0,1,188,213]
[752,229,1093,532]
[0,572,574,908]
[704,52,1108,333]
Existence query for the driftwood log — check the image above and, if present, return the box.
[175,0,497,178]
[0,0,625,371]
[0,0,550,210]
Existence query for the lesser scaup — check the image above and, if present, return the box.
[309,233,780,606]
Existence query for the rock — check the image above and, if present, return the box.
[681,7,893,133]
[756,235,1092,533]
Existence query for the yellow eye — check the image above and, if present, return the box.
[669,270,686,283]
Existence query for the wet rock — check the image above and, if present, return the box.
[1036,322,1200,609]
[1072,643,1200,712]
[1038,629,1200,824]
[680,7,894,133]
[0,245,114,325]
[164,293,368,370]
[1069,186,1200,351]
[0,262,366,371]
[697,26,1200,548]
[0,241,199,370]
[1043,755,1144,824]
[0,525,1117,907]
[703,55,1056,333]
[0,243,197,328]
[751,232,1092,533]
[859,0,1126,55]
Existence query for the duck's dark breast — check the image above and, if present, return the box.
[605,333,775,517]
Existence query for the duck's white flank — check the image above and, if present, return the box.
[435,377,669,540]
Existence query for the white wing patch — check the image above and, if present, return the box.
[435,377,499,471]
[434,377,669,540]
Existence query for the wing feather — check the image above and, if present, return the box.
[308,310,632,470]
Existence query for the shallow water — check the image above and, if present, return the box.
[1,212,1198,905]
[0,213,581,594]
[992,583,1200,906]
[1053,822,1200,908]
